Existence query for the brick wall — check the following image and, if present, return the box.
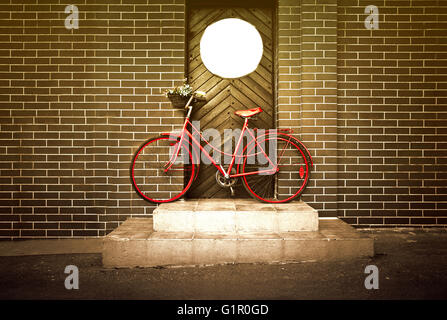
[0,0,186,238]
[300,0,338,216]
[0,0,446,239]
[277,0,302,202]
[277,0,338,217]
[337,0,447,227]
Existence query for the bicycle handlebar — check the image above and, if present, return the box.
[184,91,206,109]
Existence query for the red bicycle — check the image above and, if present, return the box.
[131,91,313,203]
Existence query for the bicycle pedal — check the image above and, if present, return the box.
[230,186,235,196]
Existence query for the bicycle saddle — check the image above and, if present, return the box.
[234,107,263,118]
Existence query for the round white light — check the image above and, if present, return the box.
[199,18,263,79]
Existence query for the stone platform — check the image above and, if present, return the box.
[153,199,319,233]
[102,200,374,268]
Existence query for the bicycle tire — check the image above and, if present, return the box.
[131,136,195,203]
[240,134,311,203]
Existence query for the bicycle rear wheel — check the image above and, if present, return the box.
[241,135,311,203]
[131,136,195,203]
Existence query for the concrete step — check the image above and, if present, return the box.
[102,217,374,268]
[153,199,319,233]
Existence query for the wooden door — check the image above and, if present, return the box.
[187,6,274,198]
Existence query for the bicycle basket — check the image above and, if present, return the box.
[167,94,189,108]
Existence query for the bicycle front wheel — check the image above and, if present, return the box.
[241,135,311,203]
[131,136,195,203]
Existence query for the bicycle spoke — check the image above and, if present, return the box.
[276,138,291,165]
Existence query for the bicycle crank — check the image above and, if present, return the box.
[215,168,238,196]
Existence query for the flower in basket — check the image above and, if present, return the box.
[165,81,194,99]
[165,81,206,108]
[164,81,194,108]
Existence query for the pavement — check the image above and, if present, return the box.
[0,239,102,257]
[0,228,446,300]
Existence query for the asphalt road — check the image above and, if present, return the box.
[0,229,446,300]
